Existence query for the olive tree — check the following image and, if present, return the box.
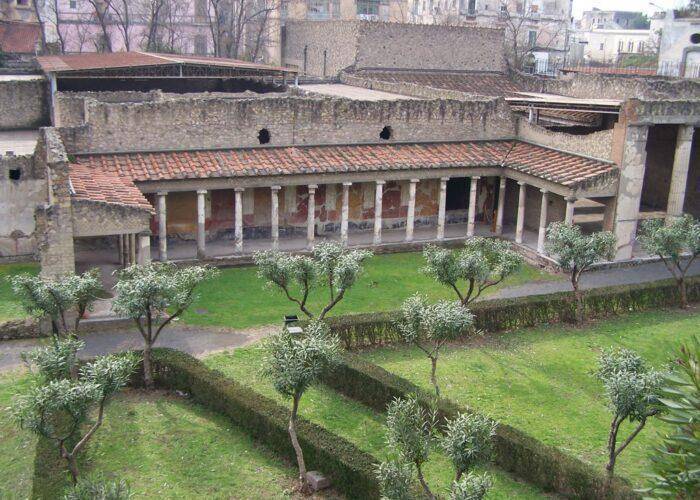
[395,295,474,397]
[376,396,496,500]
[12,339,137,484]
[546,223,616,324]
[423,238,523,307]
[645,336,699,498]
[596,347,661,477]
[639,215,700,308]
[254,242,372,320]
[262,321,340,492]
[112,263,218,388]
[10,269,103,337]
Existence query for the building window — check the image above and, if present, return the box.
[9,168,21,180]
[617,40,624,53]
[16,0,29,5]
[69,0,77,8]
[599,43,604,50]
[194,34,207,55]
[627,41,634,52]
[357,0,379,17]
[691,33,700,44]
[308,0,330,19]
[637,41,644,52]
[195,0,207,21]
[528,30,537,47]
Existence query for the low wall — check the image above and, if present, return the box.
[0,78,49,130]
[516,118,613,161]
[339,72,485,100]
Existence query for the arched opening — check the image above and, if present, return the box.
[379,126,392,141]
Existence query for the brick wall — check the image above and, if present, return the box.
[516,118,614,161]
[59,95,516,154]
[0,78,49,131]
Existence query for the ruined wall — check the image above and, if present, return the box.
[0,154,46,258]
[0,78,49,131]
[513,70,700,100]
[59,95,516,154]
[354,22,506,73]
[284,20,359,77]
[339,72,484,100]
[71,201,151,238]
[516,118,614,161]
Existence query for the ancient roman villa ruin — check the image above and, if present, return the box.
[1,21,698,278]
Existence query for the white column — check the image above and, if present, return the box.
[515,181,526,244]
[467,176,480,237]
[271,186,280,250]
[118,234,125,266]
[405,179,419,242]
[565,196,576,225]
[341,182,351,246]
[157,191,168,261]
[537,189,549,255]
[128,233,136,264]
[495,176,506,235]
[307,184,317,248]
[437,177,449,240]
[234,188,244,253]
[196,189,207,260]
[137,232,151,265]
[373,180,385,245]
[666,125,695,222]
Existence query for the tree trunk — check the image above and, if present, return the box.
[60,445,80,485]
[430,356,440,398]
[289,393,308,491]
[572,279,584,325]
[416,463,435,500]
[678,277,688,309]
[605,418,620,477]
[143,343,153,389]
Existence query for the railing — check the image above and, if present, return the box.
[523,59,700,79]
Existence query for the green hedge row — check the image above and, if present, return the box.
[324,277,700,350]
[321,353,639,500]
[31,349,380,499]
[148,349,380,499]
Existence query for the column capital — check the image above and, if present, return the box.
[517,181,527,186]
[308,184,318,191]
[271,185,281,192]
[409,178,420,184]
[678,124,695,142]
[440,176,450,182]
[234,187,245,193]
[565,196,577,203]
[138,229,152,237]
[157,191,168,196]
[471,176,481,181]
[197,189,207,195]
[540,188,549,194]
[342,181,353,187]
[376,180,386,185]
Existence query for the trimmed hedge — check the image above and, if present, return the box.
[321,353,639,500]
[31,349,380,499]
[324,277,700,350]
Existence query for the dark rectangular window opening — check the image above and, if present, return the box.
[9,169,21,180]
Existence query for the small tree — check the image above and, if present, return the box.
[639,215,700,308]
[596,347,661,477]
[546,223,616,324]
[262,321,340,492]
[376,397,496,500]
[112,263,218,389]
[255,241,372,320]
[10,269,103,337]
[644,336,700,498]
[21,337,85,381]
[395,295,474,397]
[12,340,137,484]
[423,238,523,307]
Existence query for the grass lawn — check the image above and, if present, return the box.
[360,309,700,487]
[0,262,39,322]
[183,251,556,329]
[205,347,551,499]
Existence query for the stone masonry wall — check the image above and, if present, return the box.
[354,22,506,73]
[72,201,151,238]
[284,20,359,77]
[59,95,516,154]
[339,73,485,100]
[516,118,613,161]
[0,78,50,131]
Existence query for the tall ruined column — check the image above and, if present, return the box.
[234,188,244,253]
[437,177,449,240]
[271,186,280,250]
[196,189,207,260]
[118,235,125,266]
[495,176,506,235]
[666,125,695,222]
[341,182,351,246]
[405,179,419,242]
[614,125,649,260]
[307,184,317,249]
[157,191,168,261]
[129,233,137,265]
[515,181,526,244]
[137,231,152,265]
[373,180,385,245]
[565,196,577,225]
[467,176,480,237]
[537,189,549,255]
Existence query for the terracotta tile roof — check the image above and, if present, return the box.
[70,141,617,208]
[70,163,153,211]
[561,66,657,76]
[36,51,296,74]
[0,21,41,54]
[351,70,522,97]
